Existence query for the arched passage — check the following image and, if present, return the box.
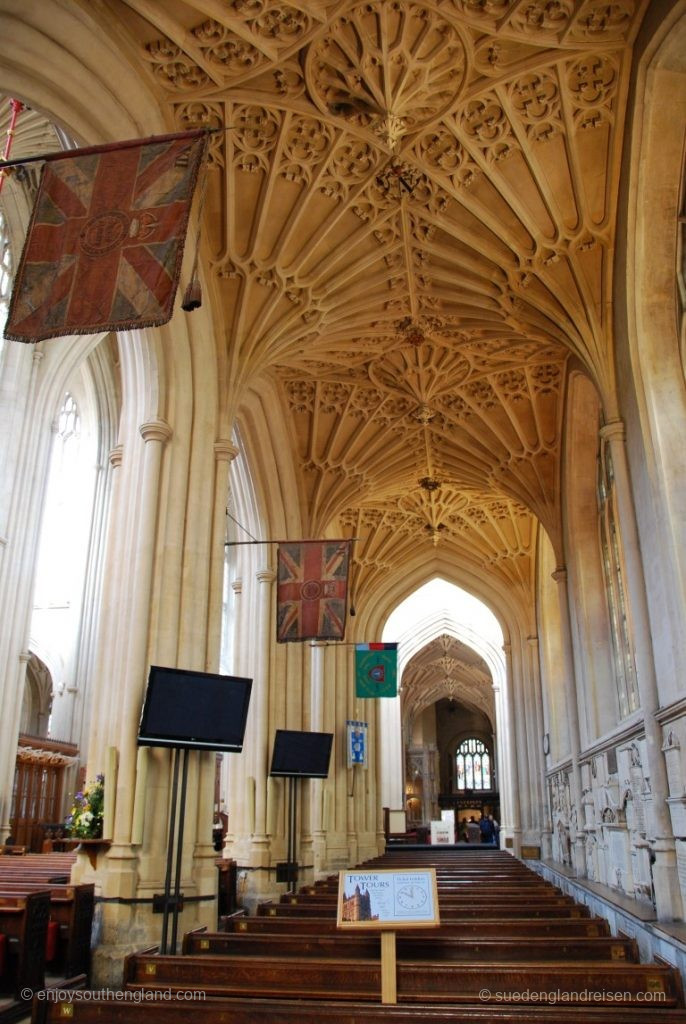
[376,578,511,843]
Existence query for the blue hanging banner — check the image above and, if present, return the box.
[347,720,368,768]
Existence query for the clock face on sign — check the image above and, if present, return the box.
[396,884,427,910]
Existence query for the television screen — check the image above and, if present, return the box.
[138,665,252,752]
[269,729,333,779]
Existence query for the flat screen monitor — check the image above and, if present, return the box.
[269,729,333,779]
[138,665,252,752]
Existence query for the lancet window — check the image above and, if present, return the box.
[597,440,639,718]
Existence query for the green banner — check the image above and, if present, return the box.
[355,643,398,698]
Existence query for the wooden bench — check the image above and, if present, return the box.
[0,854,75,887]
[0,883,94,980]
[258,900,591,919]
[183,926,638,962]
[222,914,611,938]
[29,996,686,1024]
[0,890,50,998]
[278,891,577,907]
[122,952,685,1007]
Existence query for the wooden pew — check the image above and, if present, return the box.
[183,926,638,962]
[221,914,611,939]
[122,951,685,1007]
[257,899,591,919]
[29,996,686,1024]
[0,854,76,887]
[0,890,50,997]
[0,883,94,980]
[278,891,577,907]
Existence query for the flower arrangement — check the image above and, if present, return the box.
[65,774,104,839]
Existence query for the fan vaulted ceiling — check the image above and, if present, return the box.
[96,0,641,619]
[402,633,495,726]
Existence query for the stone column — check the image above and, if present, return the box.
[0,348,50,837]
[492,682,505,825]
[601,420,683,921]
[551,567,585,877]
[309,642,327,873]
[532,634,552,860]
[528,635,549,850]
[502,642,521,855]
[250,567,275,869]
[85,444,123,787]
[222,577,243,855]
[110,419,172,849]
[207,442,239,661]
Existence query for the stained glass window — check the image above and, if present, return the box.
[456,738,491,791]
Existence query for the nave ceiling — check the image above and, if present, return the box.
[30,0,649,620]
[401,632,495,729]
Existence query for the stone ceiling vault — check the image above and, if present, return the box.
[94,0,643,614]
[402,632,495,729]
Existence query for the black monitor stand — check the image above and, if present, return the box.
[155,746,190,954]
[276,774,299,892]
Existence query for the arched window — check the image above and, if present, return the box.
[33,392,91,610]
[456,738,491,791]
[597,440,639,718]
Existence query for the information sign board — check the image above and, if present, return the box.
[336,868,439,929]
[431,820,453,844]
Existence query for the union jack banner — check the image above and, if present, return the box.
[276,540,351,643]
[4,130,206,343]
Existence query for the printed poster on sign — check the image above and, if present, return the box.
[337,868,439,930]
[431,820,452,845]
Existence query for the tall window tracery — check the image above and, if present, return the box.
[597,440,639,718]
[456,738,491,791]
[33,392,86,609]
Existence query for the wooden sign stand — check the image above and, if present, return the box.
[336,867,440,1005]
[380,930,397,1003]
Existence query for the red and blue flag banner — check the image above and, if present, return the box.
[4,130,206,343]
[355,643,398,698]
[276,540,351,643]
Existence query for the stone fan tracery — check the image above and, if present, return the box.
[109,0,644,605]
[402,634,495,728]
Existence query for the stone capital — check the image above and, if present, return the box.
[551,567,567,584]
[109,444,124,469]
[599,419,625,444]
[214,440,239,462]
[139,419,172,444]
[256,569,276,585]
